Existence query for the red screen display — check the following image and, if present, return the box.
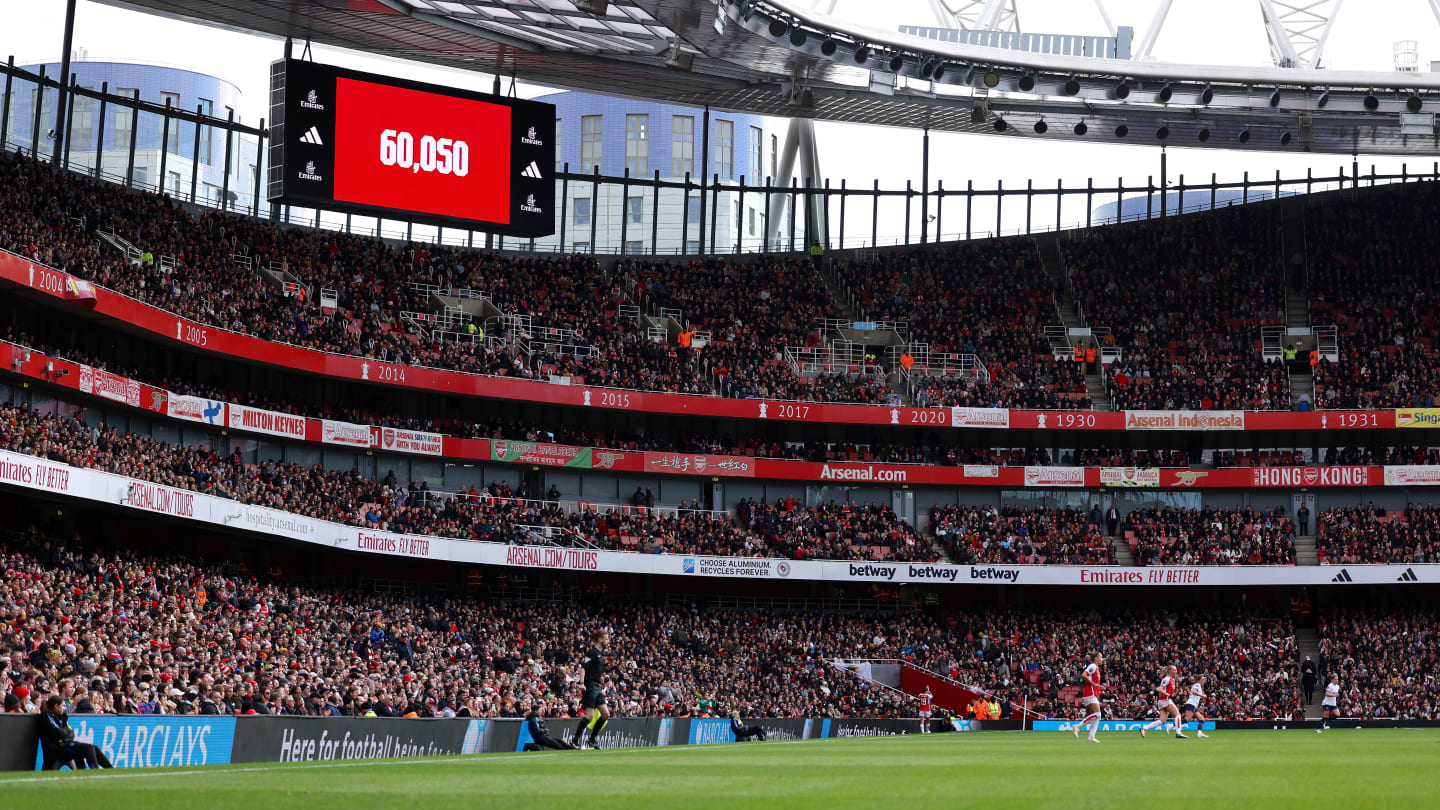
[333,78,511,224]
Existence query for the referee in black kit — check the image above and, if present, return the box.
[574,629,611,749]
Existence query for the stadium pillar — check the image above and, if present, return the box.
[93,82,106,178]
[158,99,170,194]
[253,117,265,217]
[1025,179,1032,234]
[190,103,203,203]
[872,178,878,248]
[1056,179,1062,232]
[124,88,138,188]
[920,128,929,244]
[52,0,77,171]
[838,179,846,248]
[1086,178,1093,228]
[936,180,944,240]
[30,64,45,161]
[651,169,660,255]
[965,180,972,239]
[0,57,12,149]
[996,179,1002,236]
[620,168,629,252]
[699,105,710,254]
[220,108,234,212]
[1159,148,1167,218]
[904,180,911,244]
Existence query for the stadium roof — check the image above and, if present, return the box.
[93,0,1440,154]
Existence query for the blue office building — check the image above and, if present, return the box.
[540,92,788,254]
[2,60,261,211]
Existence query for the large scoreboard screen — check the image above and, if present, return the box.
[268,59,555,237]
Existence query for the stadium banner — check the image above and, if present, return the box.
[950,407,1010,429]
[644,452,756,477]
[321,419,372,448]
[229,717,471,764]
[1395,408,1440,428]
[490,440,591,468]
[1249,466,1375,487]
[5,447,1440,587]
[167,393,225,425]
[1099,467,1160,487]
[1384,465,1440,486]
[0,716,38,772]
[1010,411,1121,430]
[1023,466,1086,487]
[0,251,1409,435]
[227,403,307,439]
[1125,410,1245,431]
[377,426,443,456]
[824,719,984,737]
[77,365,142,408]
[684,718,818,744]
[963,465,1000,478]
[32,715,236,770]
[1030,720,1215,732]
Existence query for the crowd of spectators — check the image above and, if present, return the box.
[1,397,957,562]
[834,242,1090,410]
[1067,208,1291,411]
[1121,507,1296,565]
[1306,183,1440,409]
[2,530,1327,721]
[1316,504,1440,564]
[922,608,1301,721]
[1317,608,1439,720]
[929,505,1115,565]
[625,258,895,403]
[737,499,939,562]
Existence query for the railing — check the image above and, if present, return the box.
[1314,324,1339,362]
[6,56,1440,258]
[786,342,881,377]
[1262,325,1286,363]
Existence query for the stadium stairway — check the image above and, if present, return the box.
[1036,235,1116,411]
[1293,534,1319,566]
[1110,535,1136,566]
[1295,628,1325,717]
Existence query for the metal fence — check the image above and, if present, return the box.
[5,57,1440,257]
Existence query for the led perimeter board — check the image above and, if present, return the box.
[267,59,555,237]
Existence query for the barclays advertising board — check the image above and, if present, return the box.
[35,715,235,770]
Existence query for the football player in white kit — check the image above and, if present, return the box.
[1140,665,1183,738]
[1073,653,1104,743]
[1181,675,1210,738]
[1318,675,1341,732]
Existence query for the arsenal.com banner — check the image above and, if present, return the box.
[321,419,372,448]
[1023,466,1086,487]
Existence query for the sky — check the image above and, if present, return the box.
[1,0,1437,243]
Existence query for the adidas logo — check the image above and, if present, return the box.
[521,161,543,179]
[1330,568,1353,583]
[1398,567,1419,582]
[300,126,323,145]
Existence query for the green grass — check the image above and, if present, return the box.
[4,730,1437,809]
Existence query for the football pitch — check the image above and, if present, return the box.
[3,729,1436,809]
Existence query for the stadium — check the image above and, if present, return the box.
[1,0,1439,806]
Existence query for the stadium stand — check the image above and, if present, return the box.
[2,529,1333,720]
[1316,504,1440,564]
[1120,507,1297,565]
[1067,208,1291,411]
[833,243,1089,409]
[1317,608,1440,719]
[929,505,1116,565]
[1308,183,1440,409]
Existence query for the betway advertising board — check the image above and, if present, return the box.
[1,446,1438,587]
